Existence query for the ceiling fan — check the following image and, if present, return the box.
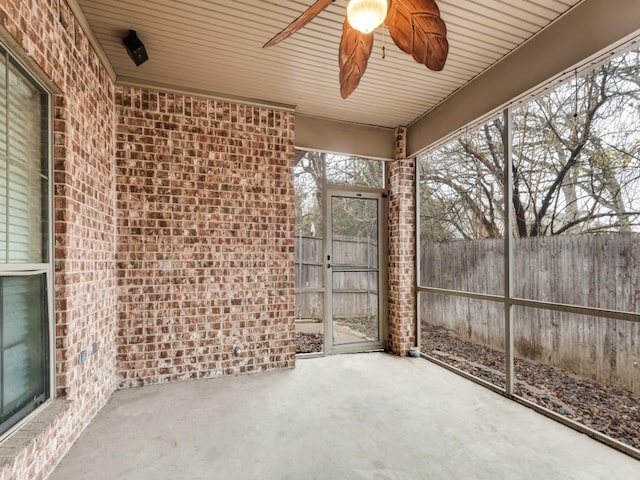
[263,0,449,99]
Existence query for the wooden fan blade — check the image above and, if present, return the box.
[387,0,449,71]
[339,19,374,98]
[263,0,334,48]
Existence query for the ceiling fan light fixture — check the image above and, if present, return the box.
[263,0,449,98]
[347,0,387,34]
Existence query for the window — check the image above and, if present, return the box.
[0,45,51,436]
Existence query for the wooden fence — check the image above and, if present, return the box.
[420,234,640,393]
[295,233,639,392]
[295,235,378,321]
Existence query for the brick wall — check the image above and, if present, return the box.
[387,127,416,355]
[0,1,118,479]
[1,1,297,475]
[115,86,296,387]
[1,1,326,479]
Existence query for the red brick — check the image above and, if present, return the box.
[0,2,296,479]
[387,127,416,355]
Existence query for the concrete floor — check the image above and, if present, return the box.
[50,353,639,480]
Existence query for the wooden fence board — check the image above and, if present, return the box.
[420,233,639,393]
[295,234,639,392]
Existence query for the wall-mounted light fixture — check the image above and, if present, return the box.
[123,30,148,66]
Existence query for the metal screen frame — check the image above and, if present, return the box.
[415,51,640,459]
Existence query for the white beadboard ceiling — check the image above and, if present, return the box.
[76,0,583,128]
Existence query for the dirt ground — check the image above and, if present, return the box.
[296,332,323,354]
[422,324,640,450]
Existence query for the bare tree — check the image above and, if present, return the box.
[294,151,323,236]
[294,151,383,239]
[420,49,640,241]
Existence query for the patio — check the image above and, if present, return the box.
[0,1,639,479]
[49,353,640,479]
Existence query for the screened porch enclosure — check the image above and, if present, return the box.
[287,38,640,459]
[2,1,640,478]
[417,45,640,453]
